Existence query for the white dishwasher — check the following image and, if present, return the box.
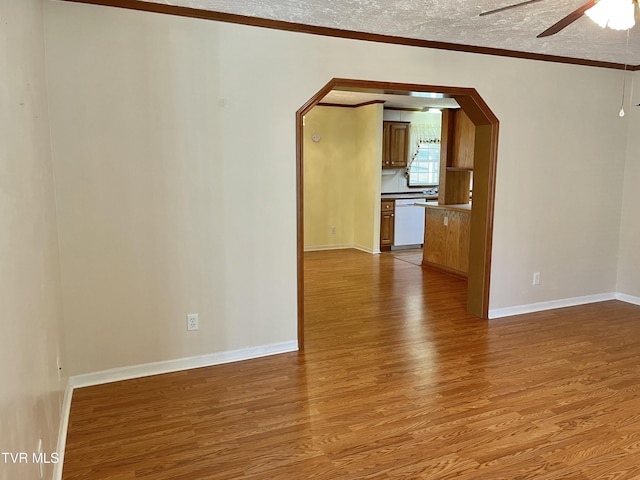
[393,199,425,247]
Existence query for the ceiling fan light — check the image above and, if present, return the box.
[586,0,635,30]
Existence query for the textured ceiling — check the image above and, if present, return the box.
[137,0,640,66]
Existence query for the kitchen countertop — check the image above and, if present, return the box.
[413,201,471,213]
[381,193,438,201]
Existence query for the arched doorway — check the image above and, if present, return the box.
[296,78,499,348]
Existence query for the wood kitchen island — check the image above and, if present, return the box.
[416,202,471,277]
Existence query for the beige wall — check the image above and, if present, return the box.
[353,104,383,251]
[304,106,357,249]
[304,104,382,252]
[44,1,633,375]
[0,1,67,478]
[617,72,640,299]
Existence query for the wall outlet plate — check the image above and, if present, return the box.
[533,272,541,286]
[187,314,198,331]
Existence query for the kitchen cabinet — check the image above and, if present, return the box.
[380,200,395,250]
[422,205,470,276]
[382,121,409,168]
[439,109,474,205]
[451,109,475,170]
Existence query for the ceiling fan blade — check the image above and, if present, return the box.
[536,0,597,37]
[479,0,547,16]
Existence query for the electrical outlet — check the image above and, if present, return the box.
[330,226,336,235]
[187,313,199,331]
[533,271,541,286]
[444,216,449,226]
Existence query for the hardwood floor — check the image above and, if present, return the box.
[383,247,423,266]
[62,249,640,479]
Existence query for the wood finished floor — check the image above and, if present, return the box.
[383,247,423,266]
[62,249,640,479]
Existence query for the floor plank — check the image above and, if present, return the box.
[62,249,640,479]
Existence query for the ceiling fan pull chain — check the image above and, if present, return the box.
[619,28,630,117]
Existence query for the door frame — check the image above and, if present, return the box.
[296,78,499,349]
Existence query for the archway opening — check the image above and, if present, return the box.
[296,78,499,349]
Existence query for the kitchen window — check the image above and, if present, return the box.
[407,141,440,187]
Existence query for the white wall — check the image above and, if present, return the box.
[0,1,67,478]
[44,1,632,375]
[617,72,640,300]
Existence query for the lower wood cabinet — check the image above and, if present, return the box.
[423,206,470,276]
[380,200,395,250]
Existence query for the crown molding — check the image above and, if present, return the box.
[62,0,637,70]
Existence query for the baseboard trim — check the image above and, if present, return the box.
[304,244,380,254]
[52,341,297,479]
[353,244,376,254]
[69,341,299,389]
[615,292,640,306]
[48,288,640,479]
[303,244,352,252]
[488,292,617,319]
[53,380,73,480]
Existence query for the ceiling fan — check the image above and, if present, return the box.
[480,0,637,38]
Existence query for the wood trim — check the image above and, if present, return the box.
[447,167,474,172]
[384,107,427,112]
[454,94,500,126]
[467,124,498,318]
[297,78,498,335]
[296,111,305,350]
[330,79,483,98]
[449,94,497,318]
[438,109,454,206]
[317,100,385,109]
[62,0,634,70]
[296,81,339,350]
[350,100,386,108]
[299,79,384,349]
[482,123,500,317]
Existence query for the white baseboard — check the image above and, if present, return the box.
[353,244,376,254]
[304,244,380,254]
[50,289,640,478]
[70,341,299,388]
[53,380,73,480]
[489,292,617,319]
[303,244,352,252]
[52,341,298,478]
[52,341,296,479]
[615,292,640,306]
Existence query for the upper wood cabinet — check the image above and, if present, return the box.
[382,121,410,168]
[452,109,475,170]
[439,109,475,205]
